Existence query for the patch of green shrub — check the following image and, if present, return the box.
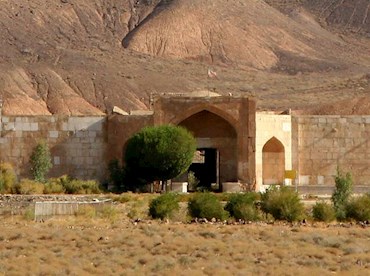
[225,192,260,221]
[312,201,336,222]
[29,141,52,183]
[62,178,100,194]
[188,193,228,220]
[44,178,66,194]
[332,169,352,221]
[14,179,44,195]
[149,193,180,220]
[261,186,304,222]
[0,162,17,194]
[346,194,370,222]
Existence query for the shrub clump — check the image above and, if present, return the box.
[312,201,336,222]
[30,141,52,183]
[0,162,17,193]
[332,169,353,221]
[261,186,304,222]
[225,193,260,221]
[14,179,44,195]
[149,193,180,220]
[346,194,370,222]
[63,179,100,194]
[188,193,228,220]
[43,180,66,194]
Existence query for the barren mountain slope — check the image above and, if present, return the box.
[123,0,369,70]
[0,0,369,115]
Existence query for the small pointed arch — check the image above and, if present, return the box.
[262,137,284,153]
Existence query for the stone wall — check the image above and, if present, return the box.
[0,115,107,181]
[293,115,370,186]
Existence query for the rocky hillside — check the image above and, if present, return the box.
[0,0,369,115]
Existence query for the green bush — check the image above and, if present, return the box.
[125,125,196,190]
[188,193,228,220]
[0,162,17,193]
[332,169,353,221]
[346,194,370,222]
[14,179,44,195]
[44,178,66,194]
[225,193,260,221]
[30,141,52,183]
[63,179,100,194]
[261,186,304,222]
[312,201,336,222]
[149,193,180,219]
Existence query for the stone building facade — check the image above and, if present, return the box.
[1,94,370,193]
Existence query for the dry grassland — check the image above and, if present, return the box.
[0,198,369,276]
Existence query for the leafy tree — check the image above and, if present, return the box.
[331,168,352,221]
[30,141,52,183]
[124,125,196,190]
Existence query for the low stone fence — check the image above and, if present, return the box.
[0,195,110,215]
[34,198,112,221]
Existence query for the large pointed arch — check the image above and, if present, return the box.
[171,104,238,128]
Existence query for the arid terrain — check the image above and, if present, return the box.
[0,204,369,275]
[0,0,369,115]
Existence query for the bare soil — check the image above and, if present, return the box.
[0,0,369,115]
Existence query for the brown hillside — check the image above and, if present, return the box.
[0,0,369,115]
[123,0,365,70]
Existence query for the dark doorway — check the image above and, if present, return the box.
[188,148,219,190]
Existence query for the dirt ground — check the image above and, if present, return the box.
[0,203,369,275]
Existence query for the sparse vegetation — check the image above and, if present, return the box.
[14,179,44,195]
[29,141,52,183]
[261,186,304,222]
[312,201,336,222]
[346,194,370,222]
[224,192,260,221]
[149,193,180,220]
[0,162,16,193]
[188,193,228,220]
[332,169,353,221]
[63,179,101,194]
[43,178,66,194]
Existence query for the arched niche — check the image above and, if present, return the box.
[262,137,285,185]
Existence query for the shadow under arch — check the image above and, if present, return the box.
[170,104,238,129]
[262,137,285,185]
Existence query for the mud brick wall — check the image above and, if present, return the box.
[293,115,370,186]
[0,115,107,181]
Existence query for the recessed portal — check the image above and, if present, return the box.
[188,148,219,190]
[262,137,285,185]
[178,110,237,184]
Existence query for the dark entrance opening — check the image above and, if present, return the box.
[188,148,219,190]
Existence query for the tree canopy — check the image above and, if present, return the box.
[124,125,196,185]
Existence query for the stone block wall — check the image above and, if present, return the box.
[0,115,107,181]
[293,115,370,186]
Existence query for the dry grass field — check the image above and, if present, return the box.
[0,197,369,275]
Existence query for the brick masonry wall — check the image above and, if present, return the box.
[0,115,107,181]
[293,115,370,186]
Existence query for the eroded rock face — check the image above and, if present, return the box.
[0,0,369,115]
